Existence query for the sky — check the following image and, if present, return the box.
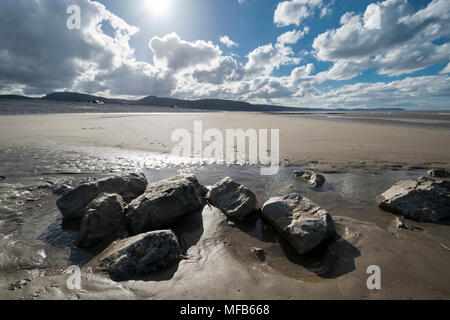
[0,0,449,109]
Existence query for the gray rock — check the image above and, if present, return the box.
[207,177,258,221]
[428,168,450,179]
[262,193,335,255]
[57,173,148,220]
[90,230,181,280]
[293,170,325,187]
[52,184,72,196]
[395,217,408,230]
[75,193,126,249]
[252,247,265,261]
[126,174,206,235]
[377,177,450,223]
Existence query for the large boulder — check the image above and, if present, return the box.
[293,170,325,187]
[126,174,206,235]
[428,168,450,179]
[88,230,181,280]
[262,193,335,255]
[207,177,258,221]
[377,177,450,223]
[56,173,148,220]
[75,193,126,249]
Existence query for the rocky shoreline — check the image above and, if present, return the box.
[53,167,450,282]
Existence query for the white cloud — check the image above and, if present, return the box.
[274,0,323,27]
[244,42,301,76]
[440,62,450,74]
[220,35,238,48]
[277,27,309,45]
[150,33,222,72]
[312,0,450,80]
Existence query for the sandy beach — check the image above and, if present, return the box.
[1,112,449,172]
[0,111,449,300]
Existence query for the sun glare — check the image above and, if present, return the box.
[146,0,171,16]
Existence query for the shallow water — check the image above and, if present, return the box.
[0,143,429,277]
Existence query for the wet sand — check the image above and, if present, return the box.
[0,112,450,300]
[0,112,449,172]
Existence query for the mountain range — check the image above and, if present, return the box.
[0,92,405,112]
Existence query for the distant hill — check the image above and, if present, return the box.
[0,94,35,100]
[0,92,405,112]
[42,92,129,104]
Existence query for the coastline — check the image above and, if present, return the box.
[0,111,449,300]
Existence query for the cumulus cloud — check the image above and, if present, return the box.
[150,33,222,72]
[0,0,448,110]
[312,0,450,80]
[440,62,450,74]
[274,0,324,27]
[220,35,238,48]
[277,27,310,45]
[0,0,175,96]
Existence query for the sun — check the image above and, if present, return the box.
[146,0,171,16]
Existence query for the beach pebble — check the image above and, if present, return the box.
[293,170,325,187]
[207,177,258,221]
[262,193,335,255]
[88,230,181,281]
[75,193,126,249]
[126,174,206,235]
[377,177,450,223]
[395,217,409,230]
[252,248,265,261]
[56,173,148,220]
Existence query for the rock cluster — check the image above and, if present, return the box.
[57,173,148,220]
[57,172,338,280]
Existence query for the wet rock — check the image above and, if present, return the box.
[262,193,335,255]
[52,184,72,196]
[252,247,265,261]
[75,193,126,249]
[126,174,206,235]
[207,177,258,221]
[89,230,181,280]
[57,173,148,220]
[395,217,408,230]
[428,168,450,179]
[293,170,325,187]
[377,177,450,223]
[8,279,31,291]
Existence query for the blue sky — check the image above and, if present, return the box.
[0,0,449,109]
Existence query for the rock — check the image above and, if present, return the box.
[0,175,5,181]
[57,173,148,220]
[207,177,258,221]
[126,174,206,235]
[395,217,408,230]
[8,279,31,291]
[89,230,181,280]
[52,184,72,196]
[262,193,335,255]
[293,170,325,187]
[252,247,265,261]
[75,193,126,249]
[428,168,450,179]
[377,177,450,223]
